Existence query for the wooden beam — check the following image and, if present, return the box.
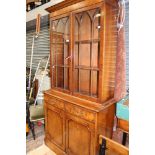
[36,14,41,35]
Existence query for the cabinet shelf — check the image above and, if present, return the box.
[51,42,69,44]
[53,65,70,68]
[51,39,100,44]
[75,39,100,44]
[74,65,99,71]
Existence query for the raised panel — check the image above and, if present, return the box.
[79,12,91,41]
[47,108,65,150]
[66,116,95,155]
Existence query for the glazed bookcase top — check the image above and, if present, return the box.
[47,0,119,103]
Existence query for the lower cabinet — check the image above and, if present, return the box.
[65,114,95,155]
[44,94,115,155]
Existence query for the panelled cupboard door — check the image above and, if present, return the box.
[46,105,65,150]
[65,114,95,155]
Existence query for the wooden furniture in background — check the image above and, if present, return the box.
[44,0,123,154]
[117,119,129,146]
[99,135,129,155]
[117,119,129,133]
[116,96,129,145]
[34,79,38,99]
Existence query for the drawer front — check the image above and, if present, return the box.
[117,119,129,132]
[44,95,65,110]
[44,94,96,122]
[65,103,96,123]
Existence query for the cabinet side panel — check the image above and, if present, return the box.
[101,3,118,101]
[95,103,115,154]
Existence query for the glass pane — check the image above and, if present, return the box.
[92,42,99,68]
[64,18,70,41]
[53,67,69,90]
[64,42,69,66]
[74,17,79,41]
[51,16,70,90]
[51,43,56,66]
[79,44,90,67]
[52,67,56,87]
[93,9,101,40]
[51,20,58,42]
[91,71,98,97]
[64,68,69,89]
[56,44,64,65]
[54,42,69,66]
[79,12,91,41]
[74,69,79,92]
[57,18,66,33]
[56,67,64,88]
[74,44,79,66]
[79,69,90,95]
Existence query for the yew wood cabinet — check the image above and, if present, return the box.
[44,0,120,154]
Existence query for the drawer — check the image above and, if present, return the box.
[44,95,65,110]
[117,119,129,132]
[65,103,96,123]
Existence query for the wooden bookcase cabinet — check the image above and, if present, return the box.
[44,0,119,154]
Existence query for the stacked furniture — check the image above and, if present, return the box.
[44,0,125,154]
[116,95,129,145]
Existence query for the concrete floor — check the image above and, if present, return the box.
[27,144,56,155]
[26,122,45,153]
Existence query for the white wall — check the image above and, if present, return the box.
[26,0,64,22]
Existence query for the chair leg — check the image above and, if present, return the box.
[27,115,35,140]
[26,102,35,140]
[99,139,106,155]
[30,122,35,140]
[122,132,127,145]
[44,119,45,129]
